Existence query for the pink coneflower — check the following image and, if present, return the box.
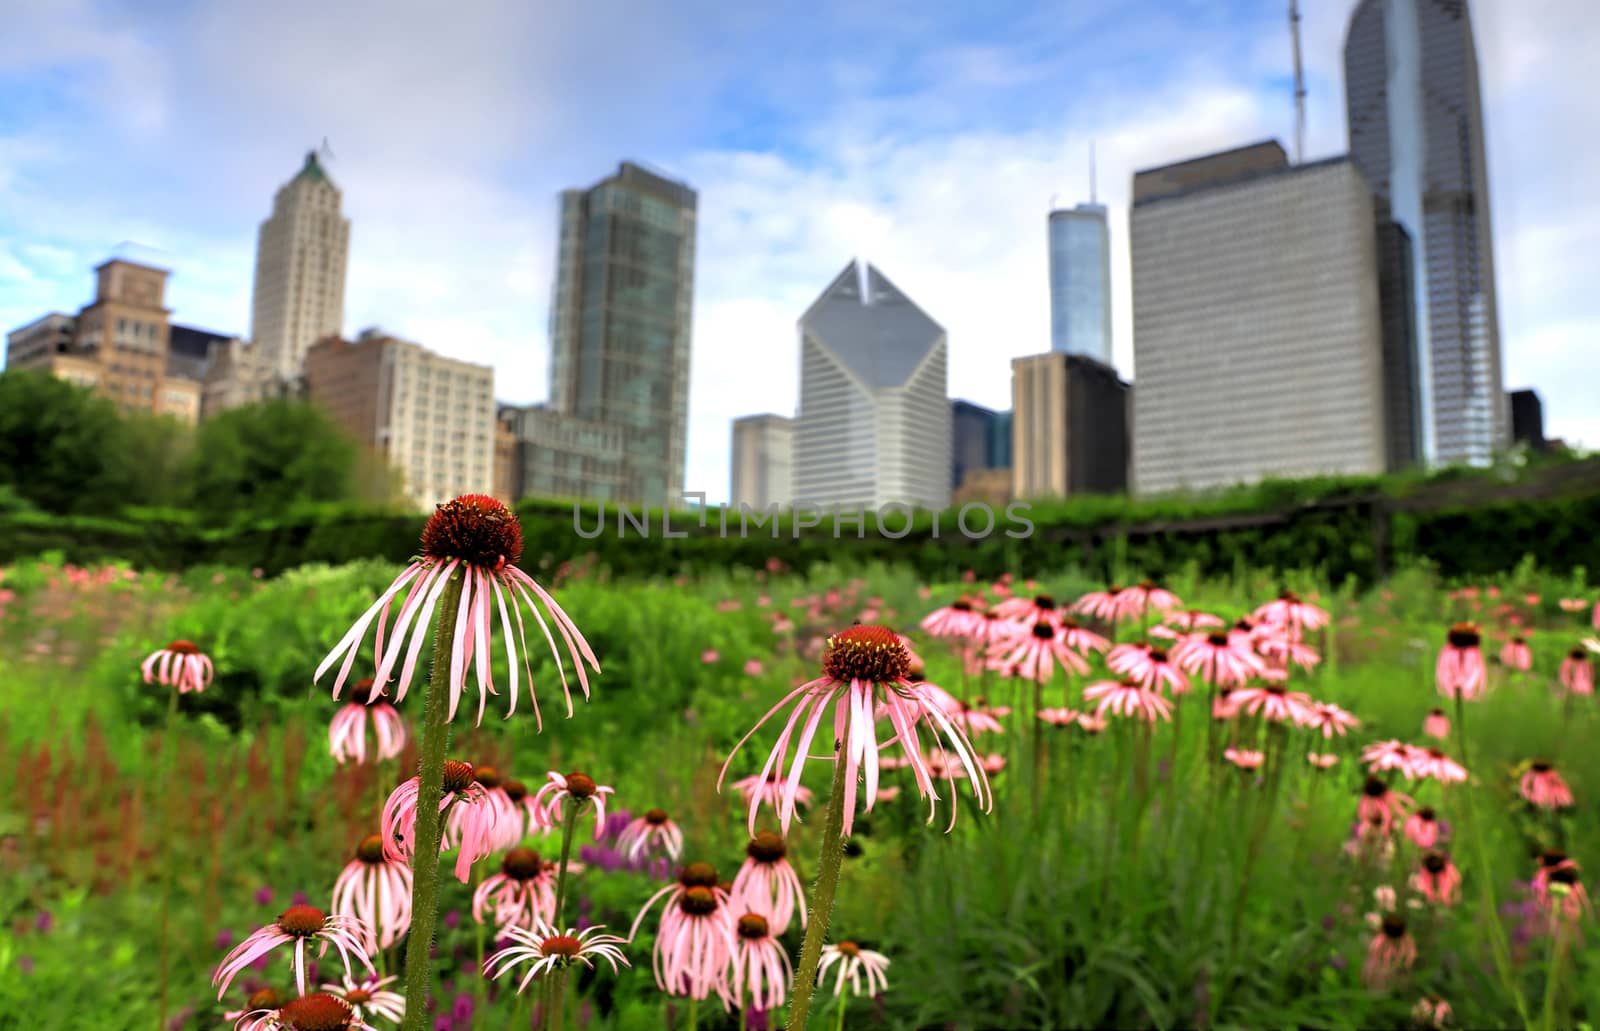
[328,678,408,766]
[1404,807,1444,849]
[534,770,615,840]
[993,592,1064,627]
[1058,616,1111,655]
[1077,713,1108,735]
[483,921,629,994]
[950,700,1006,735]
[743,658,765,676]
[1037,707,1082,726]
[730,831,806,935]
[382,759,497,883]
[1362,913,1417,989]
[320,974,405,1025]
[234,993,375,1031]
[500,778,547,842]
[1163,609,1225,632]
[631,864,734,1002]
[1435,623,1486,699]
[1304,701,1361,739]
[1083,677,1173,723]
[1520,761,1575,809]
[701,649,720,664]
[213,905,373,999]
[1559,647,1594,695]
[472,848,558,934]
[1410,747,1469,785]
[1363,739,1419,776]
[446,765,519,851]
[1559,597,1589,613]
[225,988,287,1027]
[141,639,214,694]
[330,835,412,954]
[1412,995,1452,1029]
[1256,633,1321,671]
[1307,752,1339,769]
[722,913,793,1013]
[720,625,991,836]
[1070,585,1133,623]
[617,809,685,864]
[313,494,600,728]
[1172,630,1261,687]
[1345,814,1397,863]
[988,619,1091,679]
[1223,683,1314,725]
[1532,854,1594,931]
[1223,748,1264,770]
[818,941,891,998]
[1253,589,1329,637]
[731,771,813,821]
[1500,635,1532,670]
[1421,708,1451,741]
[1410,851,1462,905]
[920,598,986,639]
[1123,580,1183,618]
[1358,776,1414,834]
[1108,643,1191,695]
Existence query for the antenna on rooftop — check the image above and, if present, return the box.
[1289,0,1307,163]
[320,137,336,164]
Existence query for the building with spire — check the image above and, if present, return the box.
[250,150,351,382]
[1047,203,1112,364]
[791,261,951,511]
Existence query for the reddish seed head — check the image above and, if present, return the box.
[1119,676,1141,689]
[1265,684,1286,696]
[1140,579,1158,591]
[1033,594,1056,611]
[679,862,719,888]
[474,765,502,789]
[419,494,523,568]
[441,760,475,793]
[1446,623,1480,648]
[344,987,372,1005]
[1571,647,1588,661]
[678,886,719,916]
[1425,748,1444,760]
[247,988,283,1010]
[1030,621,1055,640]
[503,779,528,803]
[1380,914,1407,938]
[541,934,583,958]
[277,905,328,937]
[747,831,787,863]
[1531,760,1553,773]
[1417,806,1436,821]
[1107,584,1123,595]
[836,941,861,957]
[1060,616,1081,630]
[1541,850,1568,868]
[1362,776,1388,798]
[1149,647,1169,663]
[822,626,910,683]
[563,772,597,799]
[502,848,543,880]
[1207,632,1229,647]
[277,993,356,1031]
[355,834,385,864]
[645,808,670,825]
[165,639,200,654]
[737,913,770,939]
[1550,867,1580,886]
[950,599,973,612]
[349,677,380,705]
[1279,589,1300,603]
[1423,852,1447,874]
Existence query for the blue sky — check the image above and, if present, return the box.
[1,0,1594,504]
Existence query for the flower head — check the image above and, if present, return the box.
[1404,807,1444,849]
[1305,701,1361,739]
[1559,648,1594,696]
[987,619,1092,680]
[630,864,734,1001]
[234,992,375,1031]
[483,921,629,994]
[1410,747,1468,785]
[730,831,806,935]
[381,759,498,883]
[1222,683,1314,725]
[730,771,813,820]
[1107,642,1190,694]
[722,913,793,1013]
[919,598,986,640]
[1412,995,1452,1029]
[142,639,214,694]
[472,848,558,934]
[320,974,404,1025]
[328,679,408,766]
[1253,590,1329,637]
[1358,776,1414,834]
[1519,761,1574,809]
[617,809,685,864]
[214,905,373,999]
[1083,677,1173,723]
[1171,630,1262,687]
[331,835,412,953]
[818,940,890,998]
[1223,748,1264,770]
[1499,636,1532,671]
[534,770,616,839]
[1410,851,1462,905]
[1362,913,1417,989]
[314,494,600,727]
[1435,624,1486,699]
[1421,708,1451,741]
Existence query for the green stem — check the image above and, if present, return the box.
[785,750,852,1031]
[472,864,486,1028]
[833,994,848,1031]
[552,802,581,929]
[547,967,569,1031]
[1541,911,1569,1031]
[156,685,180,1031]
[687,994,700,1031]
[398,571,464,1031]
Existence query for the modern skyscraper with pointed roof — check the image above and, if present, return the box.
[1344,0,1506,466]
[792,261,950,511]
[1048,203,1112,364]
[250,150,351,381]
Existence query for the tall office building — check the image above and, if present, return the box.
[1011,352,1128,499]
[952,400,1010,492]
[1508,389,1545,450]
[792,261,951,511]
[1129,143,1389,495]
[304,330,494,511]
[1047,203,1113,364]
[730,414,794,509]
[542,161,696,506]
[1345,0,1506,465]
[251,151,351,382]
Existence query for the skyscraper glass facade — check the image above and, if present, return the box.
[1047,204,1112,364]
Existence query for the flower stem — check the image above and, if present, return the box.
[786,748,852,1031]
[552,802,581,929]
[398,570,464,1031]
[548,967,569,1031]
[155,684,180,1031]
[1541,911,1569,1031]
[833,994,848,1031]
[687,995,700,1031]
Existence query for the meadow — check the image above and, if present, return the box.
[1,533,1598,1031]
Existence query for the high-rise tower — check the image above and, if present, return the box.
[249,151,351,382]
[1047,203,1113,364]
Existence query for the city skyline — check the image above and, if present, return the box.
[0,1,1594,504]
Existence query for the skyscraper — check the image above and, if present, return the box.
[951,400,999,493]
[1011,352,1129,499]
[1129,143,1389,495]
[544,161,696,507]
[1047,203,1113,364]
[730,414,794,510]
[792,261,950,511]
[250,151,351,382]
[1345,0,1506,465]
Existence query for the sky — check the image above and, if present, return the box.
[1,0,1595,504]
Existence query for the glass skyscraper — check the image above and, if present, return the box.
[1047,203,1112,364]
[1345,0,1506,466]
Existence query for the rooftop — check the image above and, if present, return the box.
[801,260,945,392]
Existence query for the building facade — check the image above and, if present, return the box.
[304,330,494,511]
[511,406,629,502]
[1508,389,1545,450]
[493,406,523,505]
[251,151,351,382]
[1129,144,1389,495]
[1048,203,1113,364]
[951,400,1009,494]
[1011,352,1129,498]
[1345,0,1506,465]
[201,337,279,417]
[792,261,951,511]
[540,161,696,507]
[730,414,793,510]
